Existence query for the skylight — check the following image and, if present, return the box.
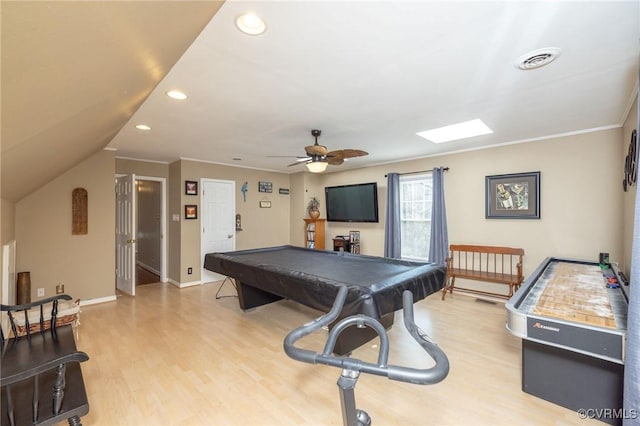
[417,119,493,143]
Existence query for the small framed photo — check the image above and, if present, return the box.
[259,200,271,208]
[258,181,273,193]
[486,171,540,219]
[185,181,198,196]
[185,205,198,220]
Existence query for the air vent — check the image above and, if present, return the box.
[516,47,561,70]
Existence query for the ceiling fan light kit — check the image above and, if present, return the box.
[284,129,369,173]
[306,161,328,173]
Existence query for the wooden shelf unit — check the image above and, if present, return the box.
[304,218,325,250]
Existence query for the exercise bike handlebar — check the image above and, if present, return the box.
[283,286,449,386]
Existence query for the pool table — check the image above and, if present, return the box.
[204,245,446,354]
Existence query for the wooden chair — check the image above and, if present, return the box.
[1,295,89,426]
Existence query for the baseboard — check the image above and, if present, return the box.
[79,295,117,306]
[451,288,509,303]
[167,278,201,288]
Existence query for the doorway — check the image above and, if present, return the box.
[136,179,163,285]
[200,179,235,284]
[115,174,167,295]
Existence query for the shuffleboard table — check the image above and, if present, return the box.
[506,257,629,425]
[204,245,446,354]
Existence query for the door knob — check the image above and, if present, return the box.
[227,235,233,239]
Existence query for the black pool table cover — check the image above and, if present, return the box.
[204,245,446,318]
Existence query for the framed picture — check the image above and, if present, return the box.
[258,181,273,193]
[486,172,540,219]
[259,200,271,208]
[185,205,198,220]
[185,181,198,195]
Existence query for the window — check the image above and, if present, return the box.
[400,174,432,261]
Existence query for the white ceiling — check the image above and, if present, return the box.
[108,1,639,173]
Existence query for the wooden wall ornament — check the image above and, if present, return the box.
[72,187,88,235]
[623,129,638,192]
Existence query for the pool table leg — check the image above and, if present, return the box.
[236,281,284,310]
[331,312,395,355]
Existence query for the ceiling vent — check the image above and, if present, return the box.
[516,47,561,70]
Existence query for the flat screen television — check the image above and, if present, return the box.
[325,182,379,223]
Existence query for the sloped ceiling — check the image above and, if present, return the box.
[2,1,639,203]
[1,1,224,202]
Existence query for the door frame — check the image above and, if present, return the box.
[200,178,236,284]
[115,174,167,292]
[136,175,168,283]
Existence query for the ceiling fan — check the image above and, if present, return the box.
[284,129,368,173]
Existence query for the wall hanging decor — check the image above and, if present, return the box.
[72,187,88,235]
[241,181,248,202]
[486,171,540,219]
[258,181,273,193]
[623,129,638,192]
[185,205,198,219]
[185,180,198,195]
[260,200,272,208]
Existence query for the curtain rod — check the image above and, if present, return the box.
[385,167,449,178]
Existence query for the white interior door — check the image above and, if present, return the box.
[201,179,235,284]
[1,240,16,336]
[116,174,136,295]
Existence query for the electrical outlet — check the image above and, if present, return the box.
[188,267,193,275]
[37,288,45,297]
[56,282,65,294]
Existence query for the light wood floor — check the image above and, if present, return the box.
[74,282,597,425]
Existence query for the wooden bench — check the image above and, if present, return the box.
[1,295,90,426]
[441,244,524,300]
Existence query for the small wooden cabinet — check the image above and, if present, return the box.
[332,237,350,252]
[304,218,325,250]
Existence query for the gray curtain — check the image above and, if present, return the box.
[428,167,449,265]
[384,173,401,258]
[623,99,639,425]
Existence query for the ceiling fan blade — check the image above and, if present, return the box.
[341,149,368,158]
[326,151,345,165]
[267,155,310,159]
[288,159,309,167]
[305,144,328,156]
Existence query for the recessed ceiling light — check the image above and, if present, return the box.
[235,13,266,36]
[135,124,151,131]
[166,90,187,100]
[516,47,561,70]
[417,119,493,143]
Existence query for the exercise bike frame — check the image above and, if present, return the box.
[283,287,449,425]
